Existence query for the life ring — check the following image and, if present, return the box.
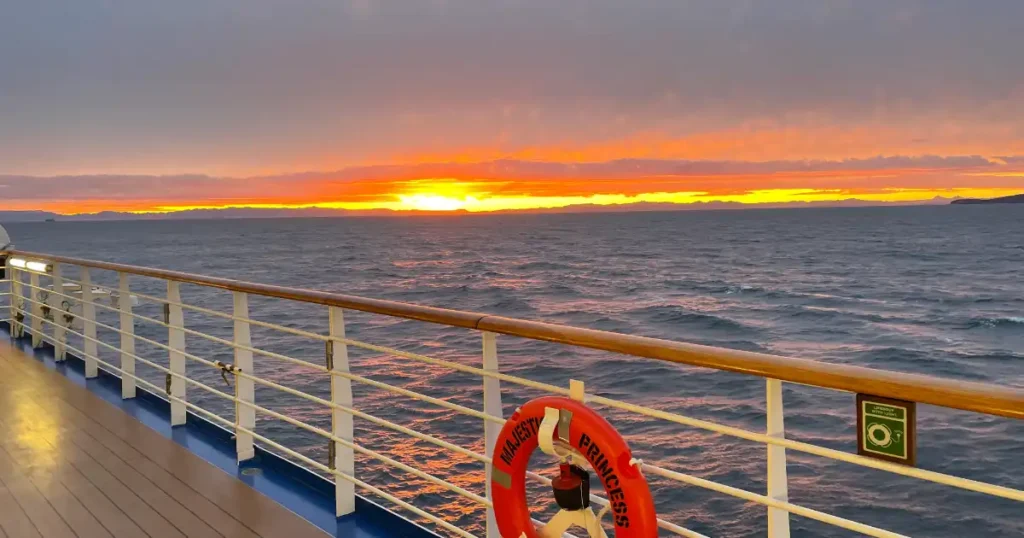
[490,396,658,537]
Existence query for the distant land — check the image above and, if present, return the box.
[0,196,964,223]
[950,193,1024,205]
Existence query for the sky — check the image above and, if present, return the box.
[1,0,1023,214]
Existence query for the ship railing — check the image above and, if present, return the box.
[3,249,1023,538]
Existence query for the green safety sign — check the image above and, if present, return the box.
[856,394,916,466]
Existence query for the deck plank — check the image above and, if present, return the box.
[0,354,258,538]
[51,427,222,538]
[0,481,42,538]
[0,435,147,538]
[63,431,253,538]
[0,416,188,538]
[0,341,328,538]
[0,449,78,538]
[2,401,263,538]
[0,362,151,538]
[0,357,186,538]
[0,452,113,538]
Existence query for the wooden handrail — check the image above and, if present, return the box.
[7,249,1024,420]
[6,250,488,328]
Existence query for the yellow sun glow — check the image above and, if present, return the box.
[397,193,474,211]
[125,181,1024,215]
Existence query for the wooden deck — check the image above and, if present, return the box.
[0,341,328,538]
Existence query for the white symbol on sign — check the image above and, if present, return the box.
[867,423,892,447]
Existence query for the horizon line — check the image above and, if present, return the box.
[3,195,1009,223]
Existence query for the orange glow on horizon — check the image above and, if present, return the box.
[5,158,1023,215]
[19,185,1018,215]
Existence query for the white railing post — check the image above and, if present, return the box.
[167,281,186,426]
[3,262,8,327]
[118,272,136,398]
[233,291,255,461]
[328,306,355,517]
[80,268,98,378]
[29,270,41,347]
[766,378,791,538]
[8,260,22,337]
[482,331,503,538]
[52,263,66,361]
[2,259,8,330]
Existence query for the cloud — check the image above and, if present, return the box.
[1,1,1023,175]
[1,155,1021,213]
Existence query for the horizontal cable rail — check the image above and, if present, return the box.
[21,305,902,537]
[19,309,491,513]
[15,309,751,538]
[6,252,1024,538]
[640,463,907,538]
[9,249,1024,420]
[11,270,718,537]
[24,286,491,463]
[25,279,331,372]
[59,275,333,343]
[584,393,1024,502]
[37,332,479,538]
[20,283,1024,503]
[16,283,496,463]
[20,287,500,428]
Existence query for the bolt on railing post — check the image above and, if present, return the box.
[81,268,99,378]
[29,270,42,347]
[482,331,503,538]
[233,291,255,462]
[52,263,66,361]
[118,272,136,398]
[766,378,791,538]
[167,281,187,426]
[328,306,356,517]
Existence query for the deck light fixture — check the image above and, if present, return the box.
[26,261,50,273]
[9,258,52,273]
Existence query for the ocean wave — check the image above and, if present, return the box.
[627,304,751,333]
[513,260,574,271]
[964,316,1024,329]
[950,351,1024,361]
[543,309,630,333]
[852,346,932,364]
[543,282,584,297]
[667,279,773,297]
[720,284,766,295]
[488,296,535,311]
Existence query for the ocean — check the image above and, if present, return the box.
[6,205,1024,537]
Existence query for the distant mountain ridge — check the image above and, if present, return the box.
[0,196,962,222]
[0,211,63,222]
[950,193,1024,205]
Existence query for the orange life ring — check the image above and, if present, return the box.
[490,396,658,537]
